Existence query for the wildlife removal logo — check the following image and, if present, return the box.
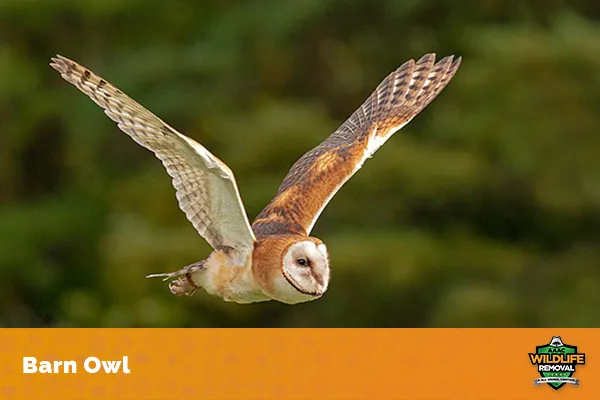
[529,336,585,390]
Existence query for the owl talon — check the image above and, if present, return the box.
[147,261,205,296]
[168,276,197,296]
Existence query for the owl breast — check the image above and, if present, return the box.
[190,249,271,304]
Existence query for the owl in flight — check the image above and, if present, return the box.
[51,53,461,305]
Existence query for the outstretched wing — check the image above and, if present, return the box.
[252,53,461,237]
[51,55,256,253]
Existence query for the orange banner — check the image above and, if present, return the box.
[0,328,596,399]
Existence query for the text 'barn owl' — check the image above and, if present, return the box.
[51,53,461,305]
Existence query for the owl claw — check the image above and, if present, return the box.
[168,276,197,296]
[146,261,205,296]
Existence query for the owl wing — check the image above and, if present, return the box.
[252,53,461,237]
[51,55,256,254]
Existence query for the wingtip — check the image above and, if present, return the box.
[448,56,462,75]
[417,53,437,64]
[49,54,75,74]
[50,54,63,65]
[433,54,462,74]
[434,54,462,65]
[49,54,65,72]
[415,53,463,68]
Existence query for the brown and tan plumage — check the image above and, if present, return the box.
[51,53,461,305]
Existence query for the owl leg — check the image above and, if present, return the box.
[146,260,205,296]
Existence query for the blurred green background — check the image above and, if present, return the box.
[1,0,599,327]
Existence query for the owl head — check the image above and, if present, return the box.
[252,236,330,304]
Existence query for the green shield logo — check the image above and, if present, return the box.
[529,336,585,390]
[536,344,577,389]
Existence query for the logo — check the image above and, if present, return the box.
[529,336,586,390]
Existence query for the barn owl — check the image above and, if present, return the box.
[51,53,461,305]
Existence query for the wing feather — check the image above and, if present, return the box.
[50,55,256,253]
[252,53,461,236]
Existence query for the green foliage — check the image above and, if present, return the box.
[1,1,599,327]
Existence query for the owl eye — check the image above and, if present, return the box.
[296,258,309,266]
